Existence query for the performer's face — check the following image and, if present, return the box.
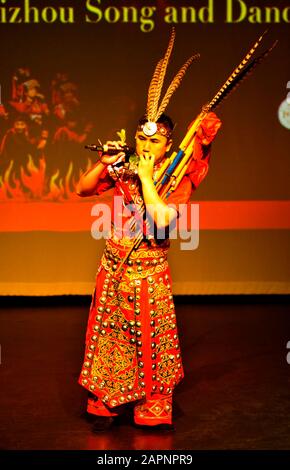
[135,131,172,163]
[27,87,38,98]
[14,120,27,133]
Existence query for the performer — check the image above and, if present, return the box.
[77,30,221,432]
[0,115,34,179]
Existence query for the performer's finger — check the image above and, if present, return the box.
[106,140,116,149]
[107,140,121,149]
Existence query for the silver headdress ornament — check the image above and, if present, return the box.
[138,28,200,139]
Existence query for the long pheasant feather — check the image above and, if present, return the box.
[150,27,176,121]
[156,53,200,121]
[146,58,163,121]
[205,40,278,112]
[203,30,268,113]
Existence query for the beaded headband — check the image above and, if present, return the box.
[136,121,172,139]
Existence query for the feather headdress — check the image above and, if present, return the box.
[139,28,200,138]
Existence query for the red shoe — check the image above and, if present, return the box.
[134,395,173,428]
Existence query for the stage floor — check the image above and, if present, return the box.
[1,296,290,450]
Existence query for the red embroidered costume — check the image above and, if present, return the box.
[78,113,221,426]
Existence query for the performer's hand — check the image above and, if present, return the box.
[100,140,126,166]
[37,130,49,150]
[138,153,155,182]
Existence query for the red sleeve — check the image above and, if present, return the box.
[166,175,192,207]
[191,112,222,148]
[94,166,115,195]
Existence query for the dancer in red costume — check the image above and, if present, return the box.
[77,30,221,432]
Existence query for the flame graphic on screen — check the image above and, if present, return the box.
[21,155,46,198]
[0,156,92,202]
